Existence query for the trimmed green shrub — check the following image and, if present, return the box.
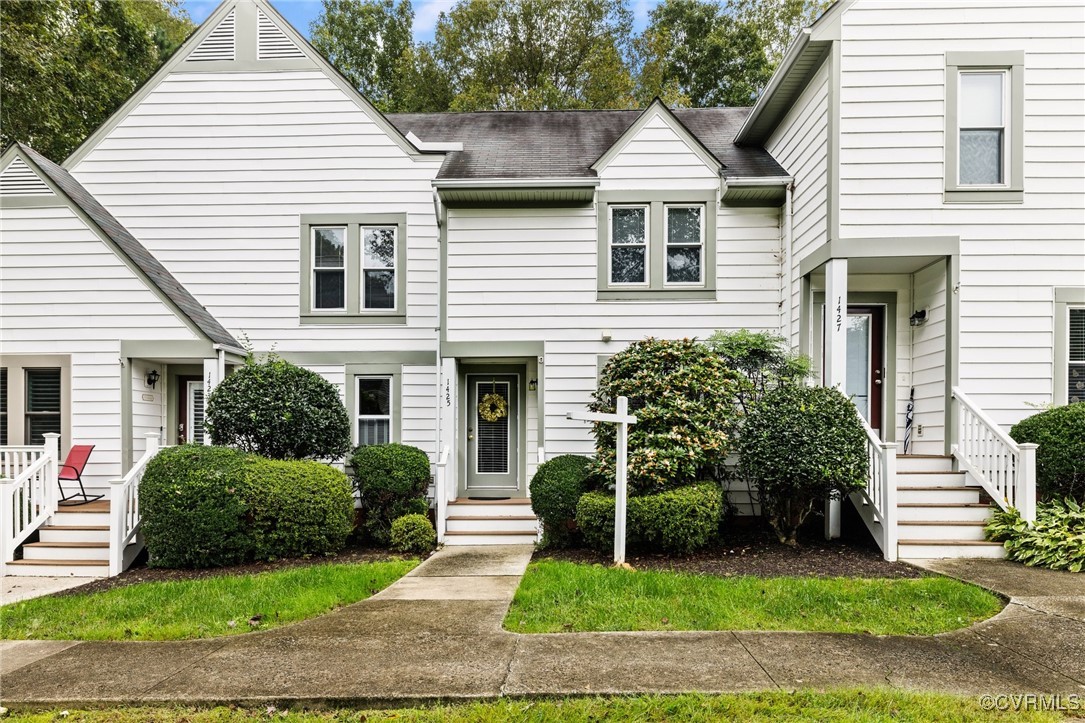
[390,513,437,553]
[576,483,724,554]
[205,356,351,461]
[705,329,810,418]
[1010,404,1085,501]
[986,498,1085,572]
[740,384,868,546]
[141,445,354,568]
[529,455,592,548]
[141,445,253,568]
[351,442,432,545]
[244,457,354,559]
[591,337,740,495]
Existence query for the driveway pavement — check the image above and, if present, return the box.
[1,548,1082,709]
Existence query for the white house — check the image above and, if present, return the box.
[1,0,1082,575]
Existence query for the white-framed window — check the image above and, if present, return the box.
[356,376,392,446]
[312,226,346,311]
[958,70,1008,186]
[609,205,648,285]
[1069,307,1085,404]
[664,205,704,285]
[362,226,396,310]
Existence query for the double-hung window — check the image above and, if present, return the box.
[945,51,1023,202]
[356,376,393,446]
[597,191,716,299]
[300,214,407,323]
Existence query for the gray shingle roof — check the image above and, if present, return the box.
[17,144,239,349]
[387,107,787,181]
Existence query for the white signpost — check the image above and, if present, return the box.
[566,395,638,565]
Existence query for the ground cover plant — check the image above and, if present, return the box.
[1010,403,1085,501]
[0,560,416,641]
[986,498,1085,571]
[9,690,1059,722]
[504,560,1001,635]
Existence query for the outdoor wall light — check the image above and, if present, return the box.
[601,329,612,342]
[528,379,538,392]
[909,310,928,327]
[145,369,161,388]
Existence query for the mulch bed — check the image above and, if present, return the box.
[54,539,425,598]
[535,521,924,579]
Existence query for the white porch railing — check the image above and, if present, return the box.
[951,387,1037,523]
[0,434,60,578]
[434,445,451,543]
[108,433,164,576]
[851,415,898,562]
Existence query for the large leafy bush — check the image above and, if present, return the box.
[590,337,739,495]
[141,445,354,568]
[205,356,351,461]
[740,385,868,545]
[705,329,810,418]
[576,484,723,554]
[529,454,592,548]
[986,499,1085,572]
[1010,404,1085,501]
[351,442,432,545]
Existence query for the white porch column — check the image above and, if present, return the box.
[823,258,848,539]
[439,357,458,499]
[202,358,222,446]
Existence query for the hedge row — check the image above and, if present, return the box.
[576,483,723,554]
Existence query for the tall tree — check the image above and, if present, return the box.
[310,0,414,112]
[728,0,833,66]
[426,0,637,112]
[635,0,771,108]
[0,0,193,160]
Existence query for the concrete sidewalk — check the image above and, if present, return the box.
[1,549,1082,709]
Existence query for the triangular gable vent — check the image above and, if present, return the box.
[189,8,236,62]
[258,8,305,59]
[1,157,54,196]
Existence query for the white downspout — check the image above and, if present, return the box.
[782,182,794,341]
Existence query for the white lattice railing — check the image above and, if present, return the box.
[951,387,1037,523]
[0,434,60,577]
[108,433,165,576]
[852,414,898,562]
[434,445,451,543]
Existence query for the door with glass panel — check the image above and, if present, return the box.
[178,376,205,444]
[845,306,885,436]
[464,372,520,494]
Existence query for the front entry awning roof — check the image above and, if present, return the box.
[800,236,960,277]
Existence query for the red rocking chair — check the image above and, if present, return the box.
[58,444,102,506]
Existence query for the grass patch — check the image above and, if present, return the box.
[0,560,416,641]
[505,561,1002,635]
[5,691,1061,722]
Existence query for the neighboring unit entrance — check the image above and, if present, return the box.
[846,305,885,436]
[464,371,520,495]
[178,376,205,444]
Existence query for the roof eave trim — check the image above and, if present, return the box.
[734,28,813,144]
[432,178,601,189]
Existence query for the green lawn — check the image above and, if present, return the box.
[5,691,1060,722]
[0,560,417,641]
[505,561,1002,635]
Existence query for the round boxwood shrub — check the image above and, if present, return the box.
[244,456,354,559]
[529,454,592,548]
[141,445,253,568]
[740,384,868,546]
[1010,404,1085,502]
[205,356,351,461]
[390,513,437,553]
[575,483,723,554]
[351,442,432,545]
[590,338,739,495]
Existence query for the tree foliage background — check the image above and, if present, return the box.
[0,0,829,160]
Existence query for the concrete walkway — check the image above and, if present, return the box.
[2,576,94,605]
[1,549,1083,709]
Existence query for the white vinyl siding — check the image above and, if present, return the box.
[131,359,167,456]
[595,110,719,191]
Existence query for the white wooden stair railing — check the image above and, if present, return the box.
[108,432,165,576]
[0,433,60,577]
[434,445,451,543]
[851,414,898,562]
[951,387,1037,523]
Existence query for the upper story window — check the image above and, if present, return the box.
[300,214,407,324]
[597,191,717,300]
[945,51,1024,203]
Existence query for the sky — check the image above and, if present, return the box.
[180,0,661,44]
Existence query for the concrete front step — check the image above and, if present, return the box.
[446,515,539,533]
[896,520,989,542]
[447,498,533,519]
[897,487,981,505]
[5,558,109,577]
[896,471,969,487]
[897,502,994,522]
[896,454,954,473]
[22,541,110,561]
[444,530,537,546]
[898,539,1005,560]
[38,525,110,544]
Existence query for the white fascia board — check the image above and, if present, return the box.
[405,131,463,152]
[431,178,600,189]
[734,28,812,144]
[723,176,795,186]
